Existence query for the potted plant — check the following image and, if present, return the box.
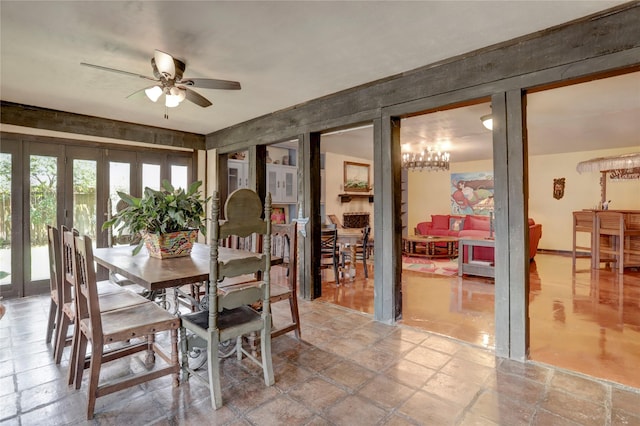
[103,180,209,258]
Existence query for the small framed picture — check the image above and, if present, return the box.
[271,206,287,224]
[343,161,371,192]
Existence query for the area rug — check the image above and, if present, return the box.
[402,256,459,276]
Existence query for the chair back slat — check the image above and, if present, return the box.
[272,223,297,289]
[626,213,640,231]
[321,228,338,252]
[597,212,624,235]
[73,234,103,339]
[61,226,80,306]
[47,225,63,299]
[219,255,268,280]
[573,211,595,231]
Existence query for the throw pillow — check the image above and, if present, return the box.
[431,215,450,230]
[449,217,465,231]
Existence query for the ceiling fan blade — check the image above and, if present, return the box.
[180,78,241,90]
[154,50,176,79]
[184,88,212,107]
[126,86,158,99]
[80,62,157,82]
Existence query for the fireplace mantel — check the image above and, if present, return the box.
[339,193,374,203]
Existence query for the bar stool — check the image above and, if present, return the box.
[595,212,640,274]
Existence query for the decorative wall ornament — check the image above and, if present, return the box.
[553,178,566,200]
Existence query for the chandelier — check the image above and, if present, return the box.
[402,147,450,171]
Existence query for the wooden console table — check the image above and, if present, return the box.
[458,238,495,278]
[402,236,458,258]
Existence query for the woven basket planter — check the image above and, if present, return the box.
[142,229,198,259]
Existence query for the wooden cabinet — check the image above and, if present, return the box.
[267,164,297,204]
[228,159,248,192]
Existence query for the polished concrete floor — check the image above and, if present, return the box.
[0,286,640,426]
[1,257,640,425]
[319,253,640,391]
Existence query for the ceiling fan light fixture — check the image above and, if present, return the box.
[145,85,163,102]
[165,94,181,108]
[165,87,186,108]
[171,87,186,102]
[480,114,493,130]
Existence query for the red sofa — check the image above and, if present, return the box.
[415,214,542,261]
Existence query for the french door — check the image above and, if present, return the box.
[22,143,108,296]
[0,137,195,298]
[0,138,22,298]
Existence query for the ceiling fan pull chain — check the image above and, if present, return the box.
[164,105,169,119]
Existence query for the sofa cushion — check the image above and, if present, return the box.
[464,215,491,231]
[415,222,432,235]
[431,215,450,230]
[458,229,490,238]
[428,228,454,237]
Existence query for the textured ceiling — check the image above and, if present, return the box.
[1,2,637,163]
[322,71,640,162]
[0,0,631,139]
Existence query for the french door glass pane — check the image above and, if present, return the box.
[142,163,161,191]
[171,165,188,190]
[109,162,130,214]
[73,159,97,239]
[0,153,11,286]
[30,155,57,281]
[109,162,131,244]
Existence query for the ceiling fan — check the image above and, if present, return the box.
[81,50,240,117]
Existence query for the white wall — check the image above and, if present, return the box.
[407,147,640,251]
[529,147,639,251]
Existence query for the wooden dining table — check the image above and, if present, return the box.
[94,242,282,369]
[93,242,281,292]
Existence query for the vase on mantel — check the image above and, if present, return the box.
[142,229,198,259]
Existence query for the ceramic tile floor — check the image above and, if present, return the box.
[1,293,640,425]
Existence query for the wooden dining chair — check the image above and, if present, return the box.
[56,226,149,387]
[572,211,596,271]
[72,234,180,419]
[180,188,274,410]
[54,225,125,364]
[340,225,371,278]
[269,222,300,340]
[320,226,341,284]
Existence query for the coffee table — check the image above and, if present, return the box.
[402,235,458,258]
